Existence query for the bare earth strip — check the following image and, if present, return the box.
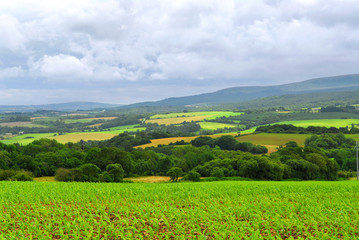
[0,122,33,127]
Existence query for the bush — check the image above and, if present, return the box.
[0,169,33,181]
[106,164,125,182]
[13,172,33,181]
[99,171,113,182]
[55,168,72,182]
[183,170,201,182]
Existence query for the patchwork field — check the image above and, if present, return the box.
[1,181,359,239]
[1,125,146,145]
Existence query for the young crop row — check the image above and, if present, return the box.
[0,181,359,239]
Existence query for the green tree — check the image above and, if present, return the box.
[167,167,183,182]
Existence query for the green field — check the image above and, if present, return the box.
[1,181,359,239]
[276,119,359,128]
[1,125,146,145]
[236,133,311,147]
[149,111,243,120]
[199,122,238,130]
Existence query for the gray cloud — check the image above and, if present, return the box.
[0,0,358,104]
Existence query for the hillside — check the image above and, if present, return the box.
[121,74,359,108]
[0,102,120,113]
[233,89,359,109]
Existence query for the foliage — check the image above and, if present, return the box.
[167,167,183,182]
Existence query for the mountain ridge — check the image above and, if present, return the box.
[120,74,359,108]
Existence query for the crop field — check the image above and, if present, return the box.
[276,119,359,128]
[1,181,359,239]
[1,126,146,145]
[236,133,311,152]
[199,122,238,130]
[137,133,237,148]
[147,111,243,125]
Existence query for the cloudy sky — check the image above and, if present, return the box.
[0,0,359,105]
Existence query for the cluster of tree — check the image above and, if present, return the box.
[255,124,359,134]
[0,115,31,122]
[191,135,268,154]
[320,105,357,113]
[99,114,145,129]
[0,132,356,182]
[144,122,201,137]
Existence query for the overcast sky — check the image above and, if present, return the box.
[0,0,359,105]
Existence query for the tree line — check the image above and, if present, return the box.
[0,132,356,182]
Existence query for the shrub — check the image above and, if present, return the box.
[55,168,72,182]
[183,170,201,182]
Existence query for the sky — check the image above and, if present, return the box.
[0,0,359,105]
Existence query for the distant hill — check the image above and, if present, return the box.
[121,74,359,108]
[232,90,359,110]
[0,102,121,113]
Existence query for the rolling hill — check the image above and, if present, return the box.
[0,102,121,113]
[121,74,359,108]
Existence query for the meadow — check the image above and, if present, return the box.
[1,181,359,239]
[1,125,145,145]
[275,119,359,128]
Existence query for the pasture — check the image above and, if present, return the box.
[1,125,145,145]
[275,119,359,128]
[199,122,238,130]
[1,181,359,239]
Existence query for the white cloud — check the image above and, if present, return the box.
[0,66,24,79]
[30,54,92,81]
[0,0,358,104]
[0,14,26,51]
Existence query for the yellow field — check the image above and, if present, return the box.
[50,132,118,143]
[34,176,56,182]
[137,133,237,148]
[146,115,213,125]
[125,176,171,183]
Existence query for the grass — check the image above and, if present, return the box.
[1,181,359,239]
[1,125,146,145]
[275,119,359,128]
[199,122,238,130]
[236,133,312,153]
